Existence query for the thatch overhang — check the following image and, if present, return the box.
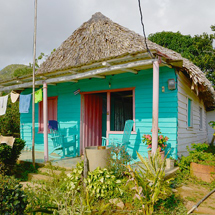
[0,12,214,109]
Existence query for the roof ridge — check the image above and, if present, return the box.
[88,12,110,23]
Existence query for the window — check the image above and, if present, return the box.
[187,98,193,127]
[39,96,58,132]
[110,90,133,131]
[199,107,203,129]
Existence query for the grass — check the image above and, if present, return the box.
[44,162,67,171]
[13,162,39,181]
[154,194,187,214]
[185,196,197,202]
[208,205,215,210]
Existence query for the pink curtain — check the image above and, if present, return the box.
[83,94,103,148]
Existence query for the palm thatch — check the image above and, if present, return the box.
[35,12,214,108]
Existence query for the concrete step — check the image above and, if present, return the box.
[38,167,72,176]
[20,181,42,189]
[165,167,179,179]
[28,173,53,181]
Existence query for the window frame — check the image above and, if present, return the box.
[199,106,203,130]
[38,96,58,133]
[109,90,134,132]
[107,88,135,134]
[187,97,193,128]
[81,87,136,135]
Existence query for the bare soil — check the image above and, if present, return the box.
[177,182,215,214]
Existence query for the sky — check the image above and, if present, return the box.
[0,0,215,70]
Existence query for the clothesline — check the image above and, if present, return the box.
[3,87,43,97]
[0,87,43,116]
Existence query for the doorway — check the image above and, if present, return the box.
[82,93,107,149]
[81,88,134,153]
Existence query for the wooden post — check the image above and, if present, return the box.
[32,0,38,167]
[152,59,159,155]
[106,92,111,146]
[83,149,88,181]
[43,82,48,162]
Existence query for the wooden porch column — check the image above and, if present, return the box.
[43,82,48,162]
[106,92,111,145]
[152,59,159,155]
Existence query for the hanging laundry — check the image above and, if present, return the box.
[19,94,31,113]
[0,95,8,116]
[48,120,58,130]
[35,89,42,103]
[10,92,20,103]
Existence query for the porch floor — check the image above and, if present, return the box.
[18,151,83,169]
[18,151,178,176]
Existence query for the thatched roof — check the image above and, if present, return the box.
[0,12,213,109]
[36,12,215,109]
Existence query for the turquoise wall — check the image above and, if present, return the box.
[20,66,178,160]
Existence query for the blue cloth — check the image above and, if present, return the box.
[19,94,31,113]
[48,120,58,130]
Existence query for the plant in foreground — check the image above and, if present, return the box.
[108,143,132,178]
[0,138,25,175]
[26,162,112,214]
[127,150,173,215]
[179,143,215,174]
[0,175,28,215]
[142,128,168,152]
[85,167,122,199]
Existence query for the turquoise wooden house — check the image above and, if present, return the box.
[0,12,214,161]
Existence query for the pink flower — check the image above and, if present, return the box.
[165,137,169,141]
[159,135,163,140]
[147,144,152,149]
[148,136,152,141]
[162,144,165,147]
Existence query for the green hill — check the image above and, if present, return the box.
[0,64,32,80]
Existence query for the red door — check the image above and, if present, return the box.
[83,94,103,148]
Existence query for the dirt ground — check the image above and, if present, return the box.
[177,182,215,215]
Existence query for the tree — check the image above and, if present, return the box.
[0,51,52,136]
[148,29,215,86]
[0,96,20,137]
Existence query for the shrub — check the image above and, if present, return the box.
[142,128,168,151]
[0,175,28,215]
[108,144,132,178]
[179,143,215,173]
[0,138,25,174]
[66,161,84,191]
[25,162,94,214]
[14,162,39,181]
[85,167,122,199]
[127,150,173,215]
